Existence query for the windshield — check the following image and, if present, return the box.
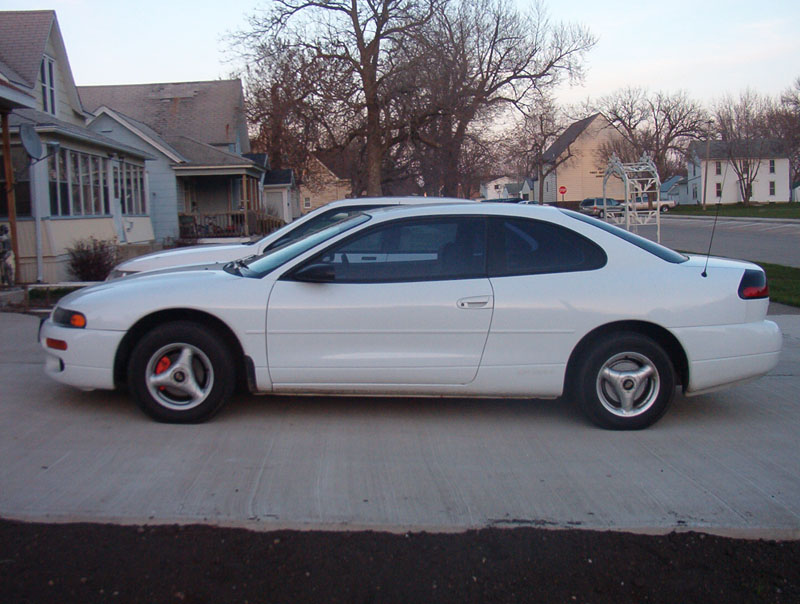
[237,213,372,278]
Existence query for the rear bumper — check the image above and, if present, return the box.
[672,320,782,395]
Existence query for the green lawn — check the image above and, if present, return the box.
[671,202,800,219]
[756,262,800,307]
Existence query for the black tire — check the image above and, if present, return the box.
[574,333,675,430]
[660,205,669,213]
[128,321,235,423]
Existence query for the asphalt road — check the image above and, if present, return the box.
[1,310,799,538]
[635,215,800,267]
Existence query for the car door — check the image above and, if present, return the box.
[266,216,493,387]
[479,216,608,395]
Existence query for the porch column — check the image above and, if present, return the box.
[242,174,249,237]
[1,109,20,281]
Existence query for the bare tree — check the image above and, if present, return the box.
[590,88,709,180]
[712,89,777,205]
[407,0,595,197]
[244,41,326,172]
[236,0,441,196]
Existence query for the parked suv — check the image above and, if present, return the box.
[578,198,621,218]
[108,197,473,279]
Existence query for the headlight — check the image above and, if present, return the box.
[53,307,86,328]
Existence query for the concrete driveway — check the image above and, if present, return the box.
[1,311,798,538]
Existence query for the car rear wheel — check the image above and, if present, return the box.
[575,333,675,430]
[128,322,235,423]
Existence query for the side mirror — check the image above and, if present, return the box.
[291,263,335,283]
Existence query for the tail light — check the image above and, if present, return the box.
[738,269,769,299]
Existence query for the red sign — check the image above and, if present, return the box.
[558,185,567,195]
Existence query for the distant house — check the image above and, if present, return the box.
[501,182,524,199]
[80,80,269,241]
[687,140,791,204]
[520,178,537,202]
[660,175,689,205]
[479,176,516,200]
[0,10,152,282]
[299,154,351,214]
[537,114,624,204]
[256,160,299,223]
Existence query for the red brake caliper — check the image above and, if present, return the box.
[155,356,171,391]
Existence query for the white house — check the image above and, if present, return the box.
[687,140,791,204]
[480,176,516,200]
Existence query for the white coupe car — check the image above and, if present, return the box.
[108,196,472,278]
[41,203,782,429]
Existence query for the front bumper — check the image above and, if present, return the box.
[39,319,125,390]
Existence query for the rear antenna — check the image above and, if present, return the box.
[702,158,730,278]
[701,200,721,278]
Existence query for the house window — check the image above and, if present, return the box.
[494,184,500,191]
[715,161,721,175]
[769,181,776,196]
[119,162,146,215]
[48,148,110,217]
[40,56,56,116]
[0,147,32,217]
[769,160,775,174]
[692,184,698,200]
[715,182,722,198]
[304,197,311,209]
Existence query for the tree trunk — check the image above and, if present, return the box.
[364,102,383,196]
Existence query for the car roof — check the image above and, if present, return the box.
[326,196,475,209]
[361,201,563,221]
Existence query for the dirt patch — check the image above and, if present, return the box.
[1,519,798,603]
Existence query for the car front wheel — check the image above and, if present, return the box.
[575,333,675,430]
[128,322,235,423]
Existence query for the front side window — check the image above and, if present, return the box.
[769,181,776,196]
[715,182,722,198]
[293,217,487,283]
[489,217,606,277]
[769,160,775,174]
[715,161,721,175]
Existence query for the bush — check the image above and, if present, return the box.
[66,237,120,281]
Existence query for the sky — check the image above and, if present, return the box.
[2,0,798,106]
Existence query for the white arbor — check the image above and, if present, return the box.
[603,154,663,242]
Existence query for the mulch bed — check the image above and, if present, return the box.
[1,518,798,603]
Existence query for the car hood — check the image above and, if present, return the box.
[113,242,259,274]
[57,266,258,330]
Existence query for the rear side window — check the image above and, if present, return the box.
[488,217,606,277]
[562,209,688,264]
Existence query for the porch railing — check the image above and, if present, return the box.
[178,211,284,240]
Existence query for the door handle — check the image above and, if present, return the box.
[457,295,493,309]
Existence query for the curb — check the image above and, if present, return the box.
[665,214,800,225]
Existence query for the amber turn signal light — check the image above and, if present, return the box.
[46,338,68,351]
